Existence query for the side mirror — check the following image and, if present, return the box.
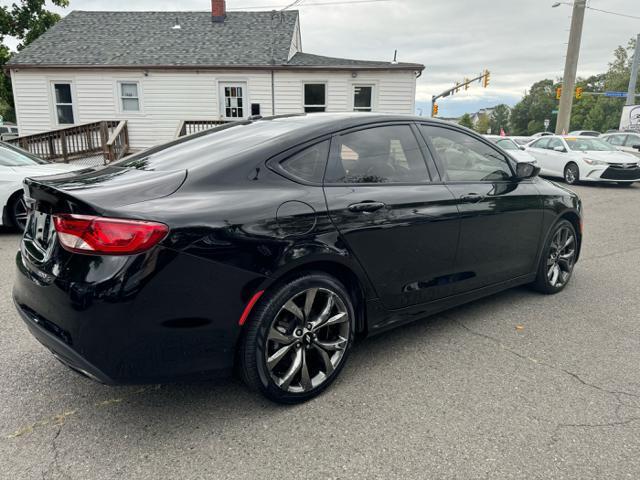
[515,162,540,180]
[633,144,640,151]
[553,146,566,152]
[519,145,526,151]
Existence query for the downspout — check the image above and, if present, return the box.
[271,70,276,116]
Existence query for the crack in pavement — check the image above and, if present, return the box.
[452,318,640,434]
[42,426,67,480]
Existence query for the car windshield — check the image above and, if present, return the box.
[565,138,616,152]
[494,139,518,151]
[0,143,47,166]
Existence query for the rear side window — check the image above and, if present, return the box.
[325,125,429,184]
[624,135,640,147]
[605,135,626,146]
[279,140,330,183]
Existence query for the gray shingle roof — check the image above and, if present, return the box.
[8,10,299,67]
[287,52,423,70]
[7,10,425,71]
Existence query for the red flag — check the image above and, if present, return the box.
[500,128,506,137]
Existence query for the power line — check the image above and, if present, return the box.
[280,0,304,11]
[228,0,391,10]
[586,6,640,21]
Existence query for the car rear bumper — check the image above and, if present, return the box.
[13,247,265,384]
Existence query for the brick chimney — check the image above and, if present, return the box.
[212,0,226,22]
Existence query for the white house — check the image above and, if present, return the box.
[7,0,425,150]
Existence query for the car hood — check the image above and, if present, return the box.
[576,150,638,164]
[510,150,537,163]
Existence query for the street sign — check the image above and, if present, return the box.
[552,110,559,114]
[605,91,627,98]
[544,119,550,130]
[0,115,3,126]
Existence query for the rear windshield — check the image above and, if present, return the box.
[116,121,298,171]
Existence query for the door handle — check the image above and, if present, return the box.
[460,193,484,203]
[348,201,386,213]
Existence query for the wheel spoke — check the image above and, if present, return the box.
[313,294,335,329]
[267,343,295,369]
[299,350,312,392]
[278,348,303,390]
[550,264,560,286]
[283,299,304,322]
[315,336,347,352]
[268,325,295,345]
[313,344,334,376]
[562,235,574,250]
[303,288,318,319]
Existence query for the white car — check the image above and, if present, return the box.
[485,135,537,164]
[568,130,601,137]
[1,142,82,231]
[601,132,640,158]
[525,136,640,186]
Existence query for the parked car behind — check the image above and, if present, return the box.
[525,135,640,185]
[0,126,19,142]
[485,135,537,164]
[568,130,601,137]
[0,142,81,231]
[601,132,640,157]
[14,113,582,403]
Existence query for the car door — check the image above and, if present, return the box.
[526,138,552,174]
[418,124,544,293]
[623,134,640,157]
[323,123,461,310]
[544,137,568,176]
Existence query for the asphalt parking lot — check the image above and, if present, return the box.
[1,182,640,480]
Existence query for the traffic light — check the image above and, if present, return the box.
[556,87,562,100]
[464,78,470,90]
[482,70,491,88]
[432,103,439,117]
[575,87,583,99]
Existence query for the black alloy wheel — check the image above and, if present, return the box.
[239,273,354,404]
[532,220,577,294]
[564,163,580,185]
[10,195,29,232]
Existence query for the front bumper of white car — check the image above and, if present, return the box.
[582,163,640,182]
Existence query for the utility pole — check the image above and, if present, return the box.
[627,33,640,106]
[556,0,586,134]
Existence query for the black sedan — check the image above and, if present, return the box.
[13,114,582,403]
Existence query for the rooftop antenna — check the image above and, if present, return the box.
[391,49,398,64]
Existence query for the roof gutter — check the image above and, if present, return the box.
[6,63,426,72]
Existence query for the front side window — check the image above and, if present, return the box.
[279,140,330,183]
[531,138,550,149]
[547,138,565,151]
[53,83,74,125]
[326,125,430,184]
[353,85,373,112]
[624,134,640,147]
[304,83,326,113]
[495,138,518,151]
[420,125,512,182]
[120,82,140,112]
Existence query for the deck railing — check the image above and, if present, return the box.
[175,120,228,138]
[8,120,130,164]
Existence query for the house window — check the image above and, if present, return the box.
[53,83,74,125]
[353,85,373,112]
[120,82,140,112]
[304,83,326,113]
[223,85,245,119]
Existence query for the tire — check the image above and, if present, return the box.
[532,219,578,294]
[8,193,29,232]
[239,272,355,404]
[564,163,580,185]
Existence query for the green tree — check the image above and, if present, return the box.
[458,113,474,129]
[0,0,69,122]
[510,79,559,135]
[490,104,511,134]
[475,113,491,134]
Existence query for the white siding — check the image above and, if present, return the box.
[11,68,417,150]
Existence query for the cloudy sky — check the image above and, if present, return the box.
[3,0,639,116]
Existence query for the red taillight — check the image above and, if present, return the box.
[53,214,169,255]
